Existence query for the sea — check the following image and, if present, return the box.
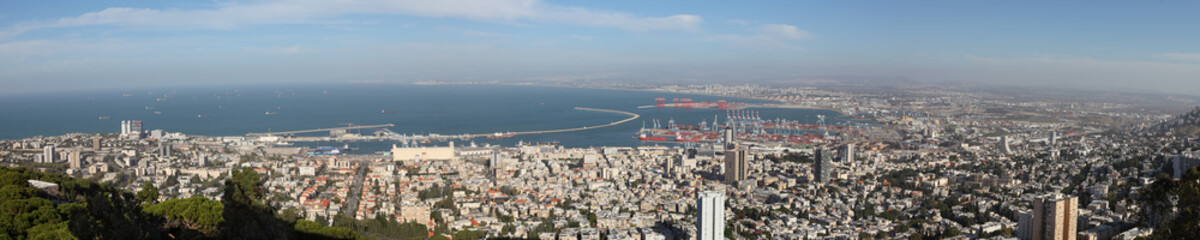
[0,84,851,153]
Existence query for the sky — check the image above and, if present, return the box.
[2,1,1200,95]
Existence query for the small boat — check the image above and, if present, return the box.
[381,110,396,114]
[98,116,111,120]
[265,112,277,115]
[156,98,167,102]
[122,93,133,97]
[145,106,155,110]
[153,111,162,115]
[197,115,209,119]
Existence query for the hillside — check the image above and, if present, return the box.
[0,166,361,240]
[1146,106,1200,138]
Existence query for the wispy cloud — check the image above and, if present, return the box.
[0,0,703,38]
[1159,52,1200,61]
[758,24,812,40]
[709,23,812,50]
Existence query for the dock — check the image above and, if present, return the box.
[247,124,396,137]
[245,107,638,141]
[466,107,639,138]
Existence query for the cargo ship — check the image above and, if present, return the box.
[673,133,701,142]
[636,132,667,141]
[488,132,516,139]
[381,110,396,114]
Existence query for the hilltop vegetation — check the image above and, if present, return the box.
[0,166,361,240]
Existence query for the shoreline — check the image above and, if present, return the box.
[415,82,847,115]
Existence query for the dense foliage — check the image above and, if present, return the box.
[1139,166,1200,239]
[0,166,162,239]
[0,166,364,240]
[331,214,430,240]
[144,196,224,236]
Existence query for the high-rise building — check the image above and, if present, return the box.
[1171,153,1200,178]
[489,149,504,180]
[723,126,736,149]
[665,155,677,176]
[42,145,55,163]
[697,191,725,240]
[840,143,855,163]
[814,148,833,184]
[68,150,83,169]
[1019,194,1078,240]
[1050,131,1059,145]
[93,137,101,151]
[158,141,172,157]
[1001,135,1012,154]
[121,120,143,139]
[724,150,748,184]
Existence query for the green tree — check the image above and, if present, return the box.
[452,230,486,240]
[136,182,159,204]
[144,196,224,235]
[221,167,289,240]
[1142,166,1200,239]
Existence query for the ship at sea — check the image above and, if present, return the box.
[307,146,349,156]
[488,132,516,139]
[381,110,396,114]
[636,131,667,141]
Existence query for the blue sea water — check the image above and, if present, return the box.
[0,84,849,152]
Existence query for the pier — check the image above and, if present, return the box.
[247,124,396,137]
[247,107,638,141]
[465,107,639,138]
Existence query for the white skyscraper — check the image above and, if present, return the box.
[723,126,736,149]
[121,120,130,136]
[697,190,725,240]
[841,143,855,163]
[42,145,55,163]
[120,120,143,139]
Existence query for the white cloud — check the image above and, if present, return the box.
[0,0,703,38]
[758,24,811,40]
[1159,52,1200,61]
[537,8,702,32]
[709,23,811,50]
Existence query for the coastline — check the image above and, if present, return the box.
[412,81,846,115]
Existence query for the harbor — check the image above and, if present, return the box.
[244,107,640,144]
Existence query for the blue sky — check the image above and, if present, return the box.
[2,1,1200,94]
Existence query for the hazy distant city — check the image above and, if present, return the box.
[4,1,1200,240]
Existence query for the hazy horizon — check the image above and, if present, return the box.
[3,1,1200,95]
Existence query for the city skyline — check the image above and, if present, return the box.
[3,1,1200,94]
